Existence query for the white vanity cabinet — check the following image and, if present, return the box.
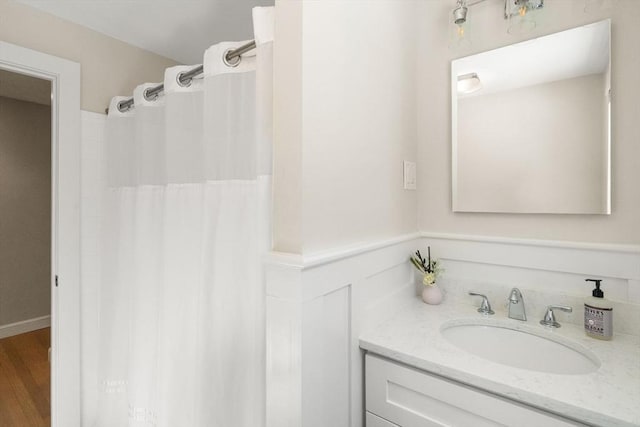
[365,354,587,427]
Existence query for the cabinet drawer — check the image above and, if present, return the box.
[367,412,400,427]
[365,354,585,427]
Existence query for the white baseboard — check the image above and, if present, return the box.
[0,315,51,339]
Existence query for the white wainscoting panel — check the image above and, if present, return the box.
[422,232,640,304]
[265,232,640,427]
[266,234,421,427]
[422,232,640,282]
[302,286,351,425]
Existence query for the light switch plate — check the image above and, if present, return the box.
[403,161,416,190]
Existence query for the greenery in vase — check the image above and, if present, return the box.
[410,247,443,286]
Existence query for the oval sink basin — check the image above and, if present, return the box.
[441,321,600,375]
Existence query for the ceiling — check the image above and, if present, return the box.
[0,69,51,106]
[17,0,274,64]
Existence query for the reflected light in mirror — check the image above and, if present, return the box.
[457,73,482,94]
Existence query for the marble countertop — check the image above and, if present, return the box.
[359,297,640,427]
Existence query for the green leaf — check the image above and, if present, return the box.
[410,256,425,273]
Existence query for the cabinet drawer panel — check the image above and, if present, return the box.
[367,412,400,427]
[365,354,584,427]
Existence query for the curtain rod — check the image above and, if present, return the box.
[105,40,257,114]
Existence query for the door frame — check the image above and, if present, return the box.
[0,42,81,427]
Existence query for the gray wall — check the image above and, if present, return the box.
[0,95,51,325]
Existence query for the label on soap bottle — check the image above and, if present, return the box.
[584,304,613,338]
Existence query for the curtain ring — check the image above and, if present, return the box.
[117,100,132,113]
[176,72,191,88]
[223,48,241,68]
[143,88,157,101]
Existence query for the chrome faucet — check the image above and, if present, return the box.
[469,292,494,315]
[540,305,573,328]
[507,288,526,321]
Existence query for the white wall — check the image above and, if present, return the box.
[417,0,640,244]
[273,0,419,255]
[272,1,303,254]
[456,73,608,213]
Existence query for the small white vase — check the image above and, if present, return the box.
[421,284,443,305]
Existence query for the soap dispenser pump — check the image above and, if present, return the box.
[584,279,613,340]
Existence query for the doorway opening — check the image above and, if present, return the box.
[0,66,52,427]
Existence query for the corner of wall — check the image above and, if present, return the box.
[272,0,304,254]
[0,1,179,113]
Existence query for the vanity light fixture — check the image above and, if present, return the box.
[450,0,544,41]
[450,0,472,49]
[505,0,544,35]
[457,73,482,94]
[453,0,469,26]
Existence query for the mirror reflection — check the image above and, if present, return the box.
[452,20,611,214]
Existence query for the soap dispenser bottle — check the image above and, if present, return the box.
[584,279,613,340]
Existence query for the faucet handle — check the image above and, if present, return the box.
[469,292,495,315]
[540,305,572,328]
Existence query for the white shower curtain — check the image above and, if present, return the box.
[94,7,273,427]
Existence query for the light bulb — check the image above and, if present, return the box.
[508,5,536,35]
[449,23,472,49]
[505,0,544,35]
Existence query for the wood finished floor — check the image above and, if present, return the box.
[0,328,50,427]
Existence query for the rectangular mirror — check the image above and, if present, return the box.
[452,20,611,214]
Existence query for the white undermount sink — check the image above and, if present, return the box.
[440,320,600,375]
